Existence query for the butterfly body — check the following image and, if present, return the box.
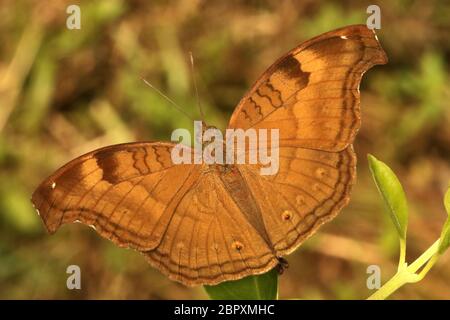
[32,25,387,286]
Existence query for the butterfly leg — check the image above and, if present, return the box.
[276,257,289,275]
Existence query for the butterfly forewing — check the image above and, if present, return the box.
[31,142,200,251]
[228,25,388,151]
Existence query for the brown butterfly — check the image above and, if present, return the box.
[32,25,387,286]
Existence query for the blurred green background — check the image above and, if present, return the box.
[0,0,449,299]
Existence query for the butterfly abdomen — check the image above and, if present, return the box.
[217,165,274,250]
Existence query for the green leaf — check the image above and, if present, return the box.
[438,185,450,254]
[0,184,41,234]
[368,154,409,240]
[444,185,450,215]
[204,268,278,300]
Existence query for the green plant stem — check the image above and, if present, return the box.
[397,238,407,271]
[367,239,440,300]
[416,254,438,280]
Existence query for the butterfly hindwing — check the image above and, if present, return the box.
[238,146,356,255]
[144,171,277,286]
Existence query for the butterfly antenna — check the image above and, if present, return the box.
[141,77,194,121]
[189,51,205,123]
